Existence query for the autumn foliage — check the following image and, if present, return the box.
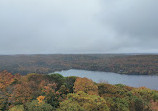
[73,77,98,95]
[0,71,158,111]
[0,70,16,90]
[57,91,109,111]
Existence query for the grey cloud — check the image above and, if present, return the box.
[0,0,158,54]
[100,0,158,38]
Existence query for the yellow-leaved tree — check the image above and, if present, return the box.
[73,77,98,95]
[57,91,109,111]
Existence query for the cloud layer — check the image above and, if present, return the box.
[0,0,158,54]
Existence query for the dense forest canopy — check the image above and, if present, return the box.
[0,71,158,111]
[0,54,158,75]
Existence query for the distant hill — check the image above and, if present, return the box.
[0,54,158,75]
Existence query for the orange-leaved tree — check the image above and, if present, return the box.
[9,82,33,105]
[0,71,15,90]
[0,71,22,110]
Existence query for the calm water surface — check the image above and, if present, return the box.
[54,69,158,90]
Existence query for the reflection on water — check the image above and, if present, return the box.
[54,69,158,90]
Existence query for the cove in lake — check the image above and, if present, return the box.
[54,69,158,90]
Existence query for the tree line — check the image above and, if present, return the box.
[0,54,158,75]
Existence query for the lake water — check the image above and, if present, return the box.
[54,69,158,90]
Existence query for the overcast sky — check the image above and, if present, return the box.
[0,0,158,54]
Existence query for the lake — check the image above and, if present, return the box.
[54,69,158,90]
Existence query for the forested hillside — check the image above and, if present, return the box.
[0,54,158,75]
[0,71,158,111]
